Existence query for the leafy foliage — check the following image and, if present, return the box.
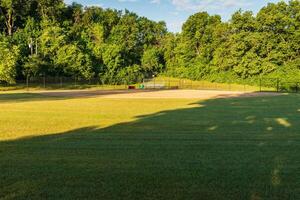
[0,36,19,83]
[0,1,166,84]
[0,0,299,84]
[164,0,300,83]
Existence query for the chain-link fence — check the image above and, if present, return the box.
[143,77,300,93]
[142,78,250,91]
[1,76,129,90]
[259,78,300,93]
[1,76,300,93]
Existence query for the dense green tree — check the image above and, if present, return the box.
[0,0,17,36]
[182,12,222,62]
[0,0,40,36]
[101,44,124,83]
[37,0,64,19]
[0,0,299,86]
[142,47,164,76]
[24,54,47,78]
[55,44,93,79]
[164,0,300,83]
[38,20,66,74]
[0,36,19,83]
[231,10,257,33]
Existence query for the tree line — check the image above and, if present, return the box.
[0,0,299,85]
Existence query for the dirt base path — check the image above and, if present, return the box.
[37,89,282,99]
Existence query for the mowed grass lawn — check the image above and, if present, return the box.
[1,92,300,199]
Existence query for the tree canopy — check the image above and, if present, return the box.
[0,0,299,84]
[164,0,300,83]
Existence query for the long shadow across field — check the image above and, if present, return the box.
[0,92,65,103]
[1,94,300,199]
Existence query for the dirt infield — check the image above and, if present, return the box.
[38,89,282,99]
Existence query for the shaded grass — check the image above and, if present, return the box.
[1,94,300,199]
[0,93,61,103]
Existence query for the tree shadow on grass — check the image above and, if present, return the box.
[0,93,67,103]
[1,94,300,199]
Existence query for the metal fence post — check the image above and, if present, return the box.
[276,78,279,92]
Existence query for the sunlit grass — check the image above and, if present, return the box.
[0,94,196,141]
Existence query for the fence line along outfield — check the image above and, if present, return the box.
[1,76,300,93]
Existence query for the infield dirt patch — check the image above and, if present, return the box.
[37,89,282,99]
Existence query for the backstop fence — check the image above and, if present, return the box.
[1,76,300,93]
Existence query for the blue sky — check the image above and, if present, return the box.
[64,0,286,32]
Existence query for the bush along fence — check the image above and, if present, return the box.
[1,76,300,93]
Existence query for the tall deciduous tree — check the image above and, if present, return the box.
[0,0,299,85]
[0,0,15,36]
[0,36,19,83]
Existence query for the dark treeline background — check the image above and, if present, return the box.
[0,0,299,85]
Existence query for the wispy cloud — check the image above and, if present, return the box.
[168,20,185,33]
[150,0,161,4]
[117,0,161,4]
[171,0,252,11]
[118,0,138,2]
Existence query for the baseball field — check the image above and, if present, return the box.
[1,89,299,199]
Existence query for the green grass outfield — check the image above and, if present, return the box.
[1,92,300,199]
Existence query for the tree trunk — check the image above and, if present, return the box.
[4,9,13,36]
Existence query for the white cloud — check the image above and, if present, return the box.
[86,4,105,8]
[118,0,138,2]
[169,11,180,16]
[168,20,185,32]
[118,0,160,4]
[170,0,252,11]
[150,0,161,4]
